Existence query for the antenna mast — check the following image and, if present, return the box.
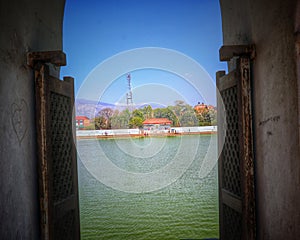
[126,73,133,108]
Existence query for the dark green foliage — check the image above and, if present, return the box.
[91,102,216,129]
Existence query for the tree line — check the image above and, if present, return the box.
[87,100,217,130]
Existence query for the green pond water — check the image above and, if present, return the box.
[77,135,219,240]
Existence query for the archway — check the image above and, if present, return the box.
[1,0,300,239]
[62,2,221,238]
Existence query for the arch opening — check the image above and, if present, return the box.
[62,1,225,239]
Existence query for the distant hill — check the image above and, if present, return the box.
[75,99,169,118]
[137,102,166,109]
[75,99,116,118]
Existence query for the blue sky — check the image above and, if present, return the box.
[61,0,226,106]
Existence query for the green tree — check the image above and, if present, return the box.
[128,109,144,129]
[153,107,179,127]
[179,109,198,127]
[168,101,199,126]
[141,105,153,119]
[195,107,217,126]
[132,109,145,120]
[110,110,122,129]
[98,108,114,129]
[98,107,113,119]
[111,109,131,129]
[169,100,189,118]
[84,124,95,130]
[174,100,185,107]
[129,116,144,128]
[94,116,107,129]
[209,108,217,125]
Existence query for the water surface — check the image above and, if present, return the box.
[77,135,219,239]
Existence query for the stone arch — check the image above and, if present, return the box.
[1,0,300,239]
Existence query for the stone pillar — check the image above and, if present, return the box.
[0,0,65,238]
[220,0,300,238]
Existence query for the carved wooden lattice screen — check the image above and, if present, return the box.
[28,51,80,240]
[216,45,256,240]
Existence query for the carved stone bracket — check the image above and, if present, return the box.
[219,45,256,62]
[27,50,66,69]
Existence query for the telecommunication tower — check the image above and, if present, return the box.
[126,73,133,108]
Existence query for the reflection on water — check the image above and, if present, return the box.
[77,135,219,239]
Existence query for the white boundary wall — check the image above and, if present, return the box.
[76,126,217,137]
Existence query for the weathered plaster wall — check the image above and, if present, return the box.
[0,0,65,238]
[220,0,300,239]
[1,0,299,239]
